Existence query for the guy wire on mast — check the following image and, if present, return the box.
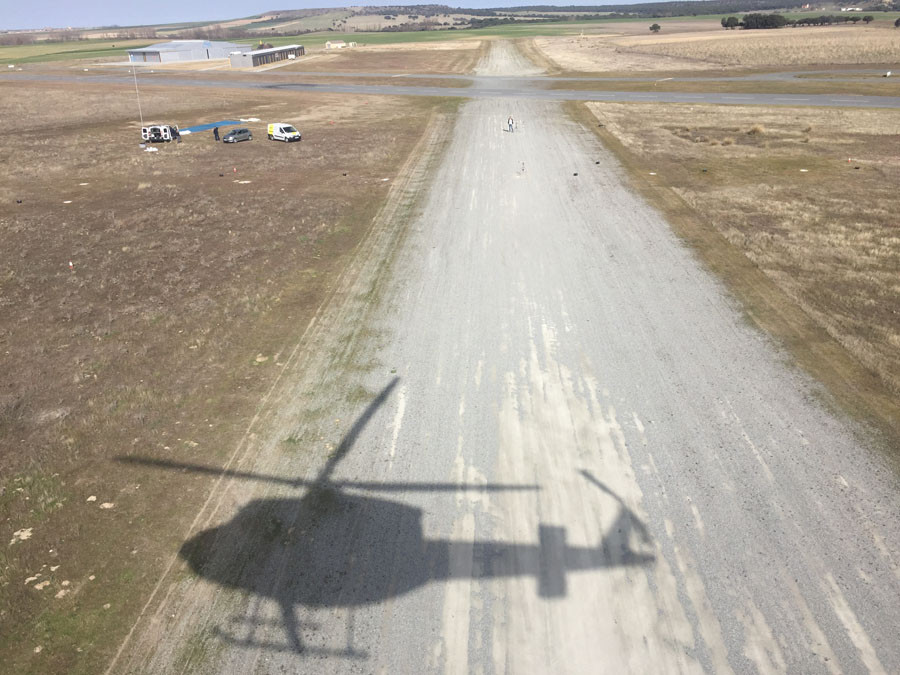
[132,60,144,128]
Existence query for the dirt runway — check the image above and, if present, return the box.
[112,42,900,674]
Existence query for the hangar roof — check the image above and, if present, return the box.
[128,40,245,53]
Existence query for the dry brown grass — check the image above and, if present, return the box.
[536,34,718,72]
[545,77,900,96]
[625,26,900,66]
[537,25,900,72]
[282,41,484,74]
[0,80,454,673]
[585,101,900,402]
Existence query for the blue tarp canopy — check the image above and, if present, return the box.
[180,120,241,133]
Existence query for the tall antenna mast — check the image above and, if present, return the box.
[131,60,144,128]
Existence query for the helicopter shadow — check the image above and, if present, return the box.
[121,377,655,657]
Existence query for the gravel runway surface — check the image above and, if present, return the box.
[111,43,900,674]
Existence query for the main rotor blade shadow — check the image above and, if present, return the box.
[116,456,540,493]
[117,374,539,494]
[314,376,398,485]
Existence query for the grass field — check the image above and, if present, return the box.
[625,25,900,67]
[6,10,900,67]
[246,10,351,33]
[582,101,900,410]
[281,40,484,74]
[536,24,900,72]
[545,77,900,96]
[0,39,152,65]
[235,19,625,49]
[0,78,456,674]
[778,11,900,22]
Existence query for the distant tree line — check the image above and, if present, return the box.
[792,14,875,25]
[721,12,877,29]
[502,0,806,18]
[0,29,97,44]
[381,20,447,31]
[0,33,38,45]
[352,4,498,17]
[731,12,789,28]
[467,16,565,29]
[180,26,315,40]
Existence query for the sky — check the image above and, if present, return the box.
[3,0,654,31]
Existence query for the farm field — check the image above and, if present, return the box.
[280,40,485,74]
[535,24,900,72]
[0,24,565,65]
[0,39,152,65]
[624,24,900,66]
[544,76,900,96]
[5,9,900,68]
[0,78,456,674]
[244,10,350,33]
[580,100,900,411]
[250,20,614,50]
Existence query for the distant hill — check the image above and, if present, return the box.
[0,1,856,42]
[497,0,808,14]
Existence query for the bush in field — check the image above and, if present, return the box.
[863,15,874,23]
[721,16,740,29]
[650,23,661,32]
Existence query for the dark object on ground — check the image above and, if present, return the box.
[213,127,220,142]
[573,173,578,176]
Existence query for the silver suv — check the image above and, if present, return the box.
[223,128,252,143]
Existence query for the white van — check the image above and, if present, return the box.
[267,123,301,142]
[141,124,179,143]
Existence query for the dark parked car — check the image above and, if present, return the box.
[222,128,252,143]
